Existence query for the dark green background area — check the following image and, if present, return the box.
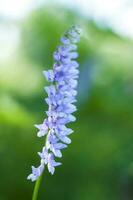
[0,5,133,200]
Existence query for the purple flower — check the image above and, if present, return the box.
[28,25,81,181]
[34,119,48,137]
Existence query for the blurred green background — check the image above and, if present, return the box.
[0,1,133,200]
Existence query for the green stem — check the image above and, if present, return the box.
[32,174,43,200]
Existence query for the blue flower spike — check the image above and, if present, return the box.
[28,25,81,181]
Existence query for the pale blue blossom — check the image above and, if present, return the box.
[27,25,81,181]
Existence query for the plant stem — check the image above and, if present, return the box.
[32,174,43,200]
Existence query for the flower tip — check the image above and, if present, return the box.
[34,124,40,129]
[27,174,31,180]
[37,131,44,137]
[27,174,36,182]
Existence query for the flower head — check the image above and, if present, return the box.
[27,25,81,181]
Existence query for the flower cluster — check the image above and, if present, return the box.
[27,25,81,181]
